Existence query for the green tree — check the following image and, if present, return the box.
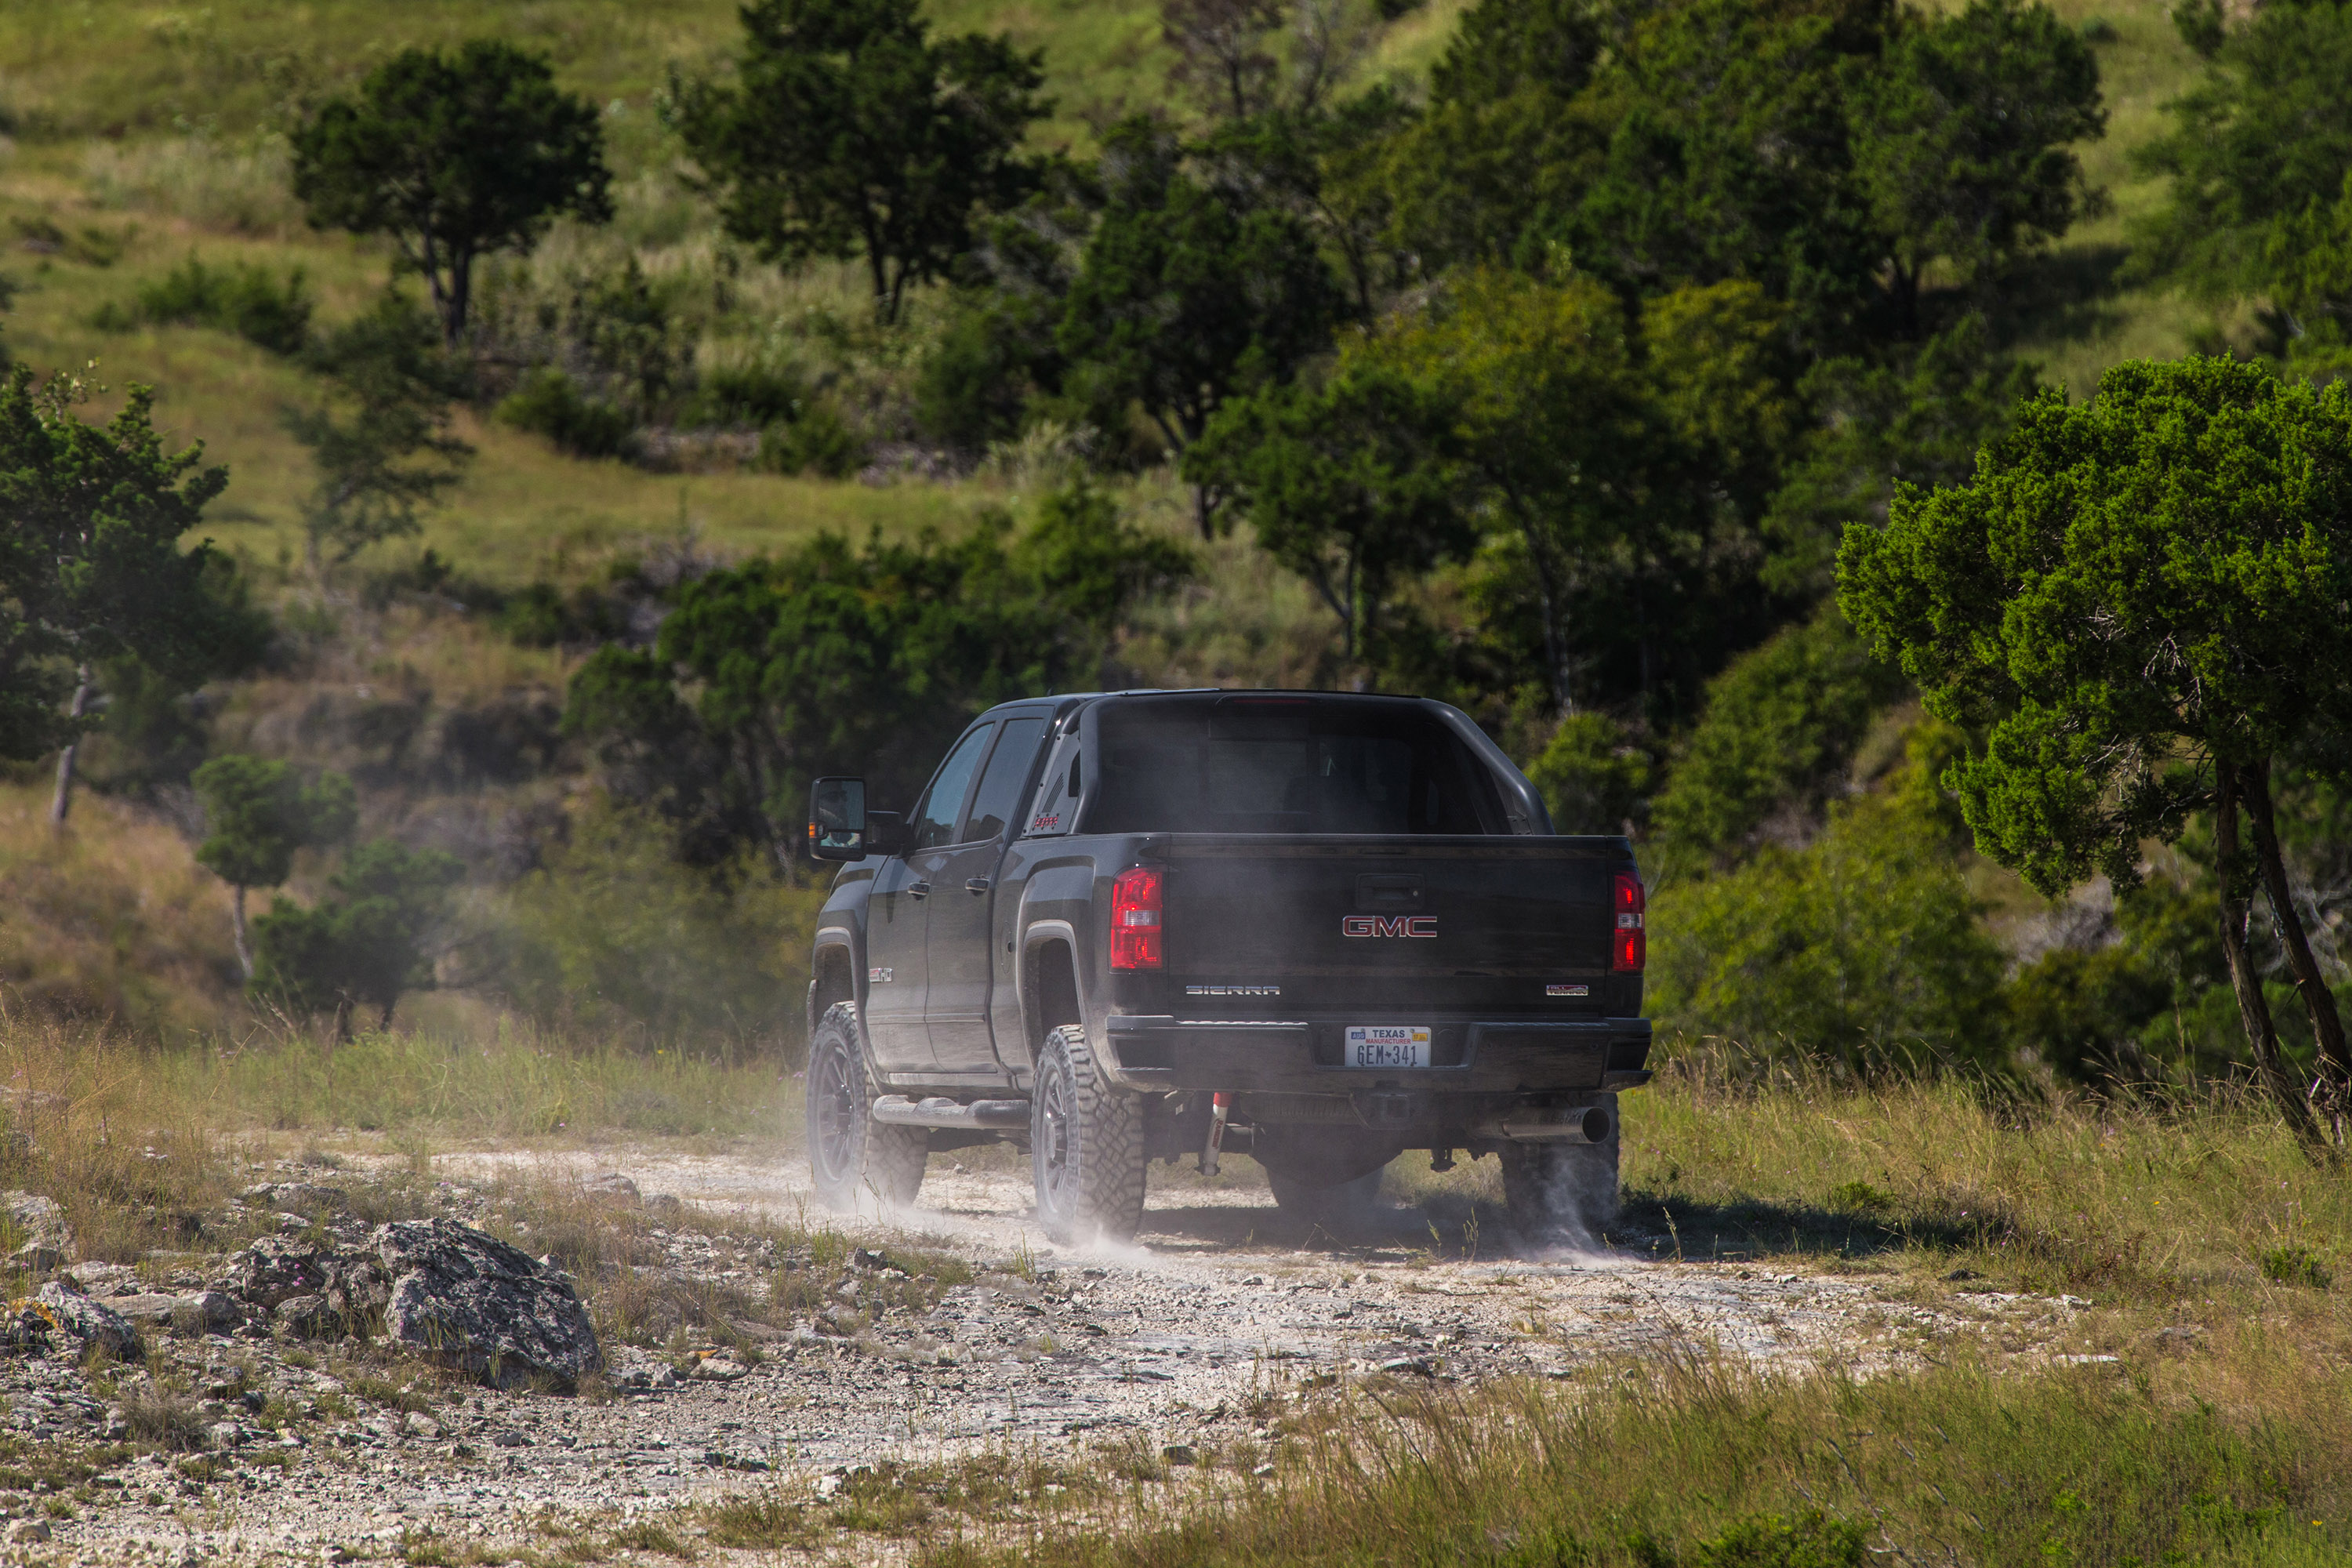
[1372,0,1613,271]
[1761,316,2041,599]
[1357,267,1653,713]
[670,0,1048,325]
[0,368,245,823]
[1850,0,2105,332]
[251,840,463,1038]
[1838,355,2352,1145]
[1185,357,1472,661]
[191,757,358,979]
[291,40,612,347]
[2131,0,2352,347]
[1057,118,1345,531]
[564,485,1191,866]
[281,297,474,570]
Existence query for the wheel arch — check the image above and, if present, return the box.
[1020,923,1083,1065]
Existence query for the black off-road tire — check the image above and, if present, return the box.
[1268,1166,1389,1238]
[1501,1122,1620,1239]
[1031,1024,1147,1246]
[806,1002,927,1213]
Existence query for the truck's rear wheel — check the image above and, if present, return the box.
[1501,1131,1619,1238]
[1032,1025,1146,1246]
[806,1002,927,1212]
[1269,1167,1388,1237]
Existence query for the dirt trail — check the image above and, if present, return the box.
[30,1147,2068,1566]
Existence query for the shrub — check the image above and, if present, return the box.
[2259,1244,2331,1290]
[495,367,636,459]
[1526,713,1654,835]
[129,256,313,354]
[682,358,805,429]
[250,840,463,1036]
[498,798,826,1054]
[1651,605,1907,860]
[1646,790,2008,1066]
[759,397,866,477]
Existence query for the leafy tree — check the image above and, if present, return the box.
[281,297,474,570]
[1850,0,2105,332]
[1762,316,2041,599]
[250,839,463,1039]
[1185,356,1472,661]
[564,485,1191,866]
[1372,0,1613,270]
[1205,92,1417,320]
[670,0,1048,325]
[1057,118,1345,529]
[2131,0,2352,344]
[0,368,247,822]
[1351,267,1653,713]
[1557,0,1893,347]
[1160,0,1370,122]
[1838,356,2352,1145]
[501,797,820,1047]
[1649,603,1907,862]
[191,757,358,979]
[291,41,612,347]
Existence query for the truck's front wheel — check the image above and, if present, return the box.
[1032,1025,1147,1246]
[806,1002,927,1213]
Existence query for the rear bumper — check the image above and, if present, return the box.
[1099,1013,1652,1100]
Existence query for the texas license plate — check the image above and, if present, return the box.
[1344,1025,1431,1069]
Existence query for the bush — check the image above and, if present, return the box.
[1646,790,2008,1066]
[681,358,805,429]
[250,840,462,1035]
[495,367,636,459]
[499,799,826,1054]
[128,256,314,354]
[1526,712,1654,835]
[1651,605,1907,860]
[759,397,866,478]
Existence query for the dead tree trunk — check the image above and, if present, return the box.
[48,666,92,826]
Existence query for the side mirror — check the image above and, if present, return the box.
[808,777,868,862]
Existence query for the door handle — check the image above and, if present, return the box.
[965,877,992,895]
[909,881,931,901]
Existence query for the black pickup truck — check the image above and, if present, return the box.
[801,689,1651,1244]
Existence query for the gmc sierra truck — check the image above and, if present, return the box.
[801,689,1652,1245]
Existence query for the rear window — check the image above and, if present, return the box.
[1084,696,1506,835]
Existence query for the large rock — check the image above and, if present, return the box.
[376,1219,599,1389]
[2,1280,142,1360]
[227,1236,332,1308]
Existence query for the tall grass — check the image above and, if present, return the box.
[935,1352,2352,1566]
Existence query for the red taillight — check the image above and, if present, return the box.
[1110,865,1164,971]
[1611,872,1646,973]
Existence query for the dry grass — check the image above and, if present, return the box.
[0,780,239,1035]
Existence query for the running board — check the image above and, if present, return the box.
[872,1094,1031,1131]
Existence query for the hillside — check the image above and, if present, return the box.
[0,0,2210,584]
[0,0,2303,1054]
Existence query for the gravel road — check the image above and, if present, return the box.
[13,1142,2071,1566]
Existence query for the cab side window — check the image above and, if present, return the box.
[910,724,995,850]
[963,717,1050,842]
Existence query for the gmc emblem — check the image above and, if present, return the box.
[1343,916,1437,938]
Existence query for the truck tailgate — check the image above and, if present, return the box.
[1157,835,1627,1015]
